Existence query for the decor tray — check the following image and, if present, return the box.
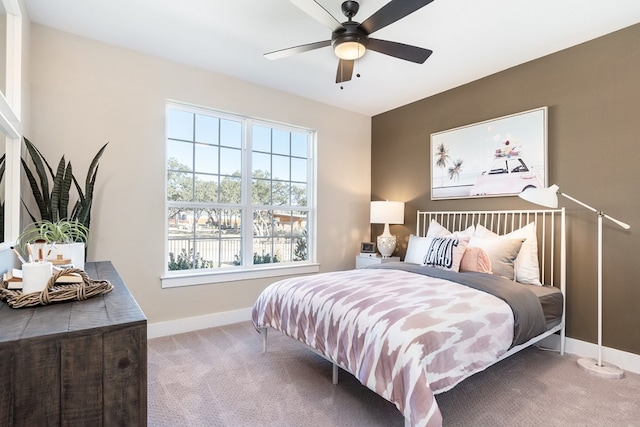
[0,268,113,308]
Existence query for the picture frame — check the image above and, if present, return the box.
[360,242,376,253]
[430,107,547,200]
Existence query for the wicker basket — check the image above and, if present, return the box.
[0,268,113,308]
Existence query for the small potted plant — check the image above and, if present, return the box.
[17,219,89,269]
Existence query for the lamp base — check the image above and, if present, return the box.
[577,357,624,379]
[377,235,397,258]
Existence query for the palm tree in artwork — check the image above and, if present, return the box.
[448,159,464,182]
[434,143,451,186]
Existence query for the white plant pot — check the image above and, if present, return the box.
[45,242,85,270]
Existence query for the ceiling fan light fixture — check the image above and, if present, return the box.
[334,40,366,60]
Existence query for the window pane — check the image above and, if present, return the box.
[167,171,193,202]
[194,143,218,174]
[193,211,218,269]
[291,132,308,157]
[167,208,196,271]
[272,129,289,155]
[271,210,309,262]
[272,154,290,181]
[293,211,309,261]
[220,147,241,175]
[167,109,193,141]
[252,179,271,205]
[252,152,270,177]
[220,176,241,204]
[168,207,194,234]
[219,208,243,267]
[253,209,279,264]
[252,238,281,264]
[194,173,218,202]
[253,125,271,152]
[291,182,307,207]
[167,140,193,171]
[253,209,273,237]
[195,114,219,144]
[291,157,306,183]
[220,119,242,148]
[272,181,290,206]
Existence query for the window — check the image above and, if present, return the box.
[163,102,317,287]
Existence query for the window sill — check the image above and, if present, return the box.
[161,263,320,288]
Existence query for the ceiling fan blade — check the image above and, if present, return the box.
[336,59,354,83]
[360,0,435,34]
[367,38,433,63]
[264,40,331,60]
[290,0,343,31]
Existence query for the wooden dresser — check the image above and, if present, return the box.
[0,261,147,426]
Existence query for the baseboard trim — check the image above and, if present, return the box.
[539,335,640,375]
[148,309,640,375]
[147,307,253,339]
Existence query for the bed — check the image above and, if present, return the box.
[252,209,566,427]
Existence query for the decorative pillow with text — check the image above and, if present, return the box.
[424,236,470,272]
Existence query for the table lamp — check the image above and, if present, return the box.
[370,201,405,258]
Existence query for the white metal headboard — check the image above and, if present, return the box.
[417,209,566,290]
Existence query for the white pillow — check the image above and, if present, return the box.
[426,219,475,238]
[468,237,524,280]
[423,236,470,272]
[475,223,542,285]
[405,235,432,264]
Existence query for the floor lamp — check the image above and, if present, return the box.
[520,184,630,379]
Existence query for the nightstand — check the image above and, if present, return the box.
[355,255,401,269]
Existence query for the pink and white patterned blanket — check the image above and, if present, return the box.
[252,268,520,426]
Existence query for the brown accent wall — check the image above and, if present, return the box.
[371,24,640,355]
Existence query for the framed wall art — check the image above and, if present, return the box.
[430,107,547,200]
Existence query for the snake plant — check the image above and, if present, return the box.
[21,137,107,231]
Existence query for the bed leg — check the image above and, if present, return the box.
[261,327,268,353]
[332,364,339,385]
[560,327,566,356]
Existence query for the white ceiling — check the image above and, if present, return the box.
[23,0,640,117]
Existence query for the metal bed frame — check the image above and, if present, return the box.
[418,208,567,358]
[261,208,567,426]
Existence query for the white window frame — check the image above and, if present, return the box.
[161,101,318,287]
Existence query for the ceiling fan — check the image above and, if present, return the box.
[265,0,434,84]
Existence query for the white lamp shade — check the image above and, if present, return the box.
[370,201,405,224]
[519,184,560,208]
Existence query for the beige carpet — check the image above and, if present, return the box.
[148,321,640,426]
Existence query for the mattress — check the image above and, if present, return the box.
[524,283,564,328]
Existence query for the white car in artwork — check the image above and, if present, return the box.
[469,156,543,196]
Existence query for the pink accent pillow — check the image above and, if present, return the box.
[459,247,493,274]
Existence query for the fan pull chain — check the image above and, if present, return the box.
[356,41,361,78]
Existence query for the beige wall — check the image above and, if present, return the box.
[28,24,371,324]
[371,24,640,356]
